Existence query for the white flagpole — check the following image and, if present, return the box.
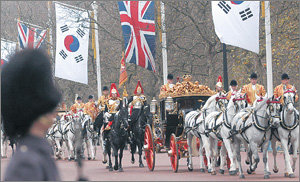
[47,1,54,60]
[265,1,273,96]
[92,1,102,97]
[161,1,168,85]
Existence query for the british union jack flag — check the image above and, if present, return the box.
[118,1,156,72]
[17,21,47,49]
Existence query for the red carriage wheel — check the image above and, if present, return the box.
[169,133,179,173]
[144,124,155,171]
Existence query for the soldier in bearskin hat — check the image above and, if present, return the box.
[1,49,62,180]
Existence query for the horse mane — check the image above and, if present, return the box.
[202,94,218,111]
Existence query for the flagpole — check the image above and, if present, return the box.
[222,43,229,92]
[47,1,54,60]
[92,1,102,97]
[265,1,273,96]
[160,1,168,85]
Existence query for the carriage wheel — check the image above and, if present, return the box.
[144,124,155,171]
[169,133,179,173]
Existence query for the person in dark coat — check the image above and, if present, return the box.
[1,49,62,181]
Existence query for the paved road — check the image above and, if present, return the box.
[1,145,299,181]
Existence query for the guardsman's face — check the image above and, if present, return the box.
[250,78,257,85]
[282,79,289,85]
[216,86,223,92]
[231,86,237,91]
[112,93,117,99]
[89,99,93,102]
[167,79,173,84]
[77,99,82,104]
[103,90,109,96]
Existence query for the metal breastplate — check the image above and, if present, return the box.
[132,96,145,109]
[108,99,120,113]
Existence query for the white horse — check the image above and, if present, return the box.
[205,92,247,175]
[184,93,224,174]
[232,95,273,179]
[47,113,72,159]
[63,113,80,160]
[82,115,96,160]
[271,88,299,178]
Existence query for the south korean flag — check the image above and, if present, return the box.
[212,1,260,54]
[54,3,90,84]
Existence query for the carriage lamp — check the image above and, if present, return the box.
[150,97,157,114]
[165,96,174,112]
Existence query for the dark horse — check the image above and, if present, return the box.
[130,104,152,167]
[105,99,129,172]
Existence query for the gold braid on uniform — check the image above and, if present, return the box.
[131,96,146,106]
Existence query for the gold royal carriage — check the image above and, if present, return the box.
[144,74,215,172]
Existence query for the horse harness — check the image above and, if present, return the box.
[278,105,299,145]
[238,110,271,147]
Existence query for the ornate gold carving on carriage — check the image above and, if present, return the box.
[159,74,215,99]
[144,74,215,172]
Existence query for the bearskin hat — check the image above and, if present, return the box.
[1,49,62,138]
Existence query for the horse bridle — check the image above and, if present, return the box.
[233,97,246,112]
[216,96,228,111]
[266,100,281,125]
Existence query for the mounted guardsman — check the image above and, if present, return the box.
[70,96,85,114]
[103,83,122,130]
[84,95,99,122]
[226,80,239,100]
[215,75,226,94]
[274,73,299,104]
[241,72,266,106]
[94,86,110,137]
[128,80,147,125]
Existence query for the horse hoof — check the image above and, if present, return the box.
[273,168,279,173]
[105,166,109,169]
[118,168,124,172]
[267,171,271,175]
[289,174,295,178]
[139,163,144,168]
[219,169,224,174]
[247,169,252,174]
[208,169,212,173]
[229,170,237,175]
[211,171,217,175]
[102,160,107,164]
[131,160,135,164]
[284,173,289,177]
[200,168,205,173]
[88,157,91,160]
[1,156,7,158]
[114,165,118,171]
[239,174,245,179]
[109,167,113,172]
[264,175,270,179]
[188,167,193,172]
[68,158,72,161]
[245,160,250,165]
